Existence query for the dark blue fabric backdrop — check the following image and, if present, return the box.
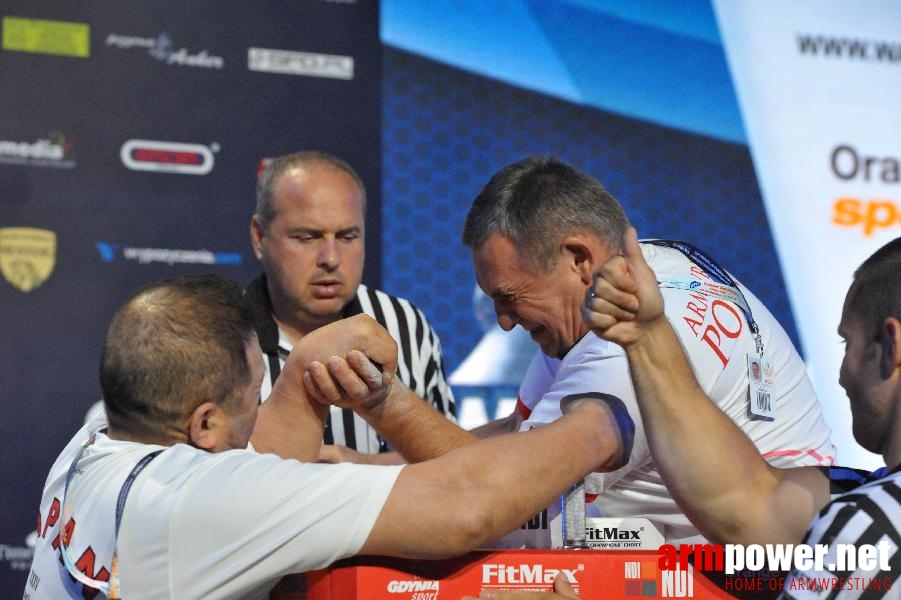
[0,2,381,594]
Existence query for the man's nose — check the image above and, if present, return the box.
[317,238,340,269]
[495,305,519,332]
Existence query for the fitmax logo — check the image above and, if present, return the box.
[482,563,581,586]
[587,527,641,541]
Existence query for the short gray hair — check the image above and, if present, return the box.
[462,156,629,273]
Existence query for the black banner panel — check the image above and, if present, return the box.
[0,2,380,593]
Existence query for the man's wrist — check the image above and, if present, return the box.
[354,379,400,423]
[620,314,672,349]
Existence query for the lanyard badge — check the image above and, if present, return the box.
[645,240,775,422]
[61,434,163,598]
[746,354,775,421]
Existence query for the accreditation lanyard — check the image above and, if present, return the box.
[643,239,765,358]
[60,434,163,598]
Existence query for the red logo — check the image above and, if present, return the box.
[120,139,215,175]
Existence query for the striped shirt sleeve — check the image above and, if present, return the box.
[780,470,901,599]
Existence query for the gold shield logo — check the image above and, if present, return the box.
[0,227,57,292]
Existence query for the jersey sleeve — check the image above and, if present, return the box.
[521,338,649,496]
[516,348,558,414]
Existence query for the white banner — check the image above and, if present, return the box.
[713,0,901,468]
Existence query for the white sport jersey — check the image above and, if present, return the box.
[25,414,402,600]
[499,242,834,548]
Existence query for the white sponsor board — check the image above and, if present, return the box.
[713,0,901,469]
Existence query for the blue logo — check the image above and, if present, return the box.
[95,241,242,266]
[95,242,120,263]
[213,252,242,265]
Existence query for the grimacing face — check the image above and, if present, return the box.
[252,164,365,332]
[473,234,589,359]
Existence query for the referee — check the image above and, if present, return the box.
[247,151,455,463]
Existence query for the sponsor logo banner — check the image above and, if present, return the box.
[105,33,223,69]
[248,47,354,80]
[482,562,583,594]
[2,17,89,58]
[385,579,439,594]
[0,228,56,292]
[585,518,666,550]
[96,241,242,266]
[294,550,731,599]
[712,0,901,469]
[120,139,216,175]
[0,537,33,574]
[0,133,76,169]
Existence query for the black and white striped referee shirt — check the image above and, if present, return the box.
[781,465,901,599]
[245,275,456,453]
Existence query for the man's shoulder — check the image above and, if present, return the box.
[820,465,901,521]
[145,445,286,487]
[356,283,419,307]
[800,467,901,554]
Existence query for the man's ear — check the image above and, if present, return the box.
[187,401,225,452]
[880,317,901,378]
[250,215,264,260]
[561,234,604,285]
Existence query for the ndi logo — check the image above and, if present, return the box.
[662,565,694,598]
[624,561,693,598]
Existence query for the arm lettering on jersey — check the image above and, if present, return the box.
[50,516,74,552]
[679,272,744,368]
[38,496,61,538]
[40,504,112,599]
[72,549,110,600]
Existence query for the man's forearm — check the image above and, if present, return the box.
[623,317,802,543]
[251,385,327,461]
[468,411,523,439]
[363,400,626,557]
[252,314,398,461]
[357,382,478,462]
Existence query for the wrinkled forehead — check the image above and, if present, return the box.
[471,235,535,290]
